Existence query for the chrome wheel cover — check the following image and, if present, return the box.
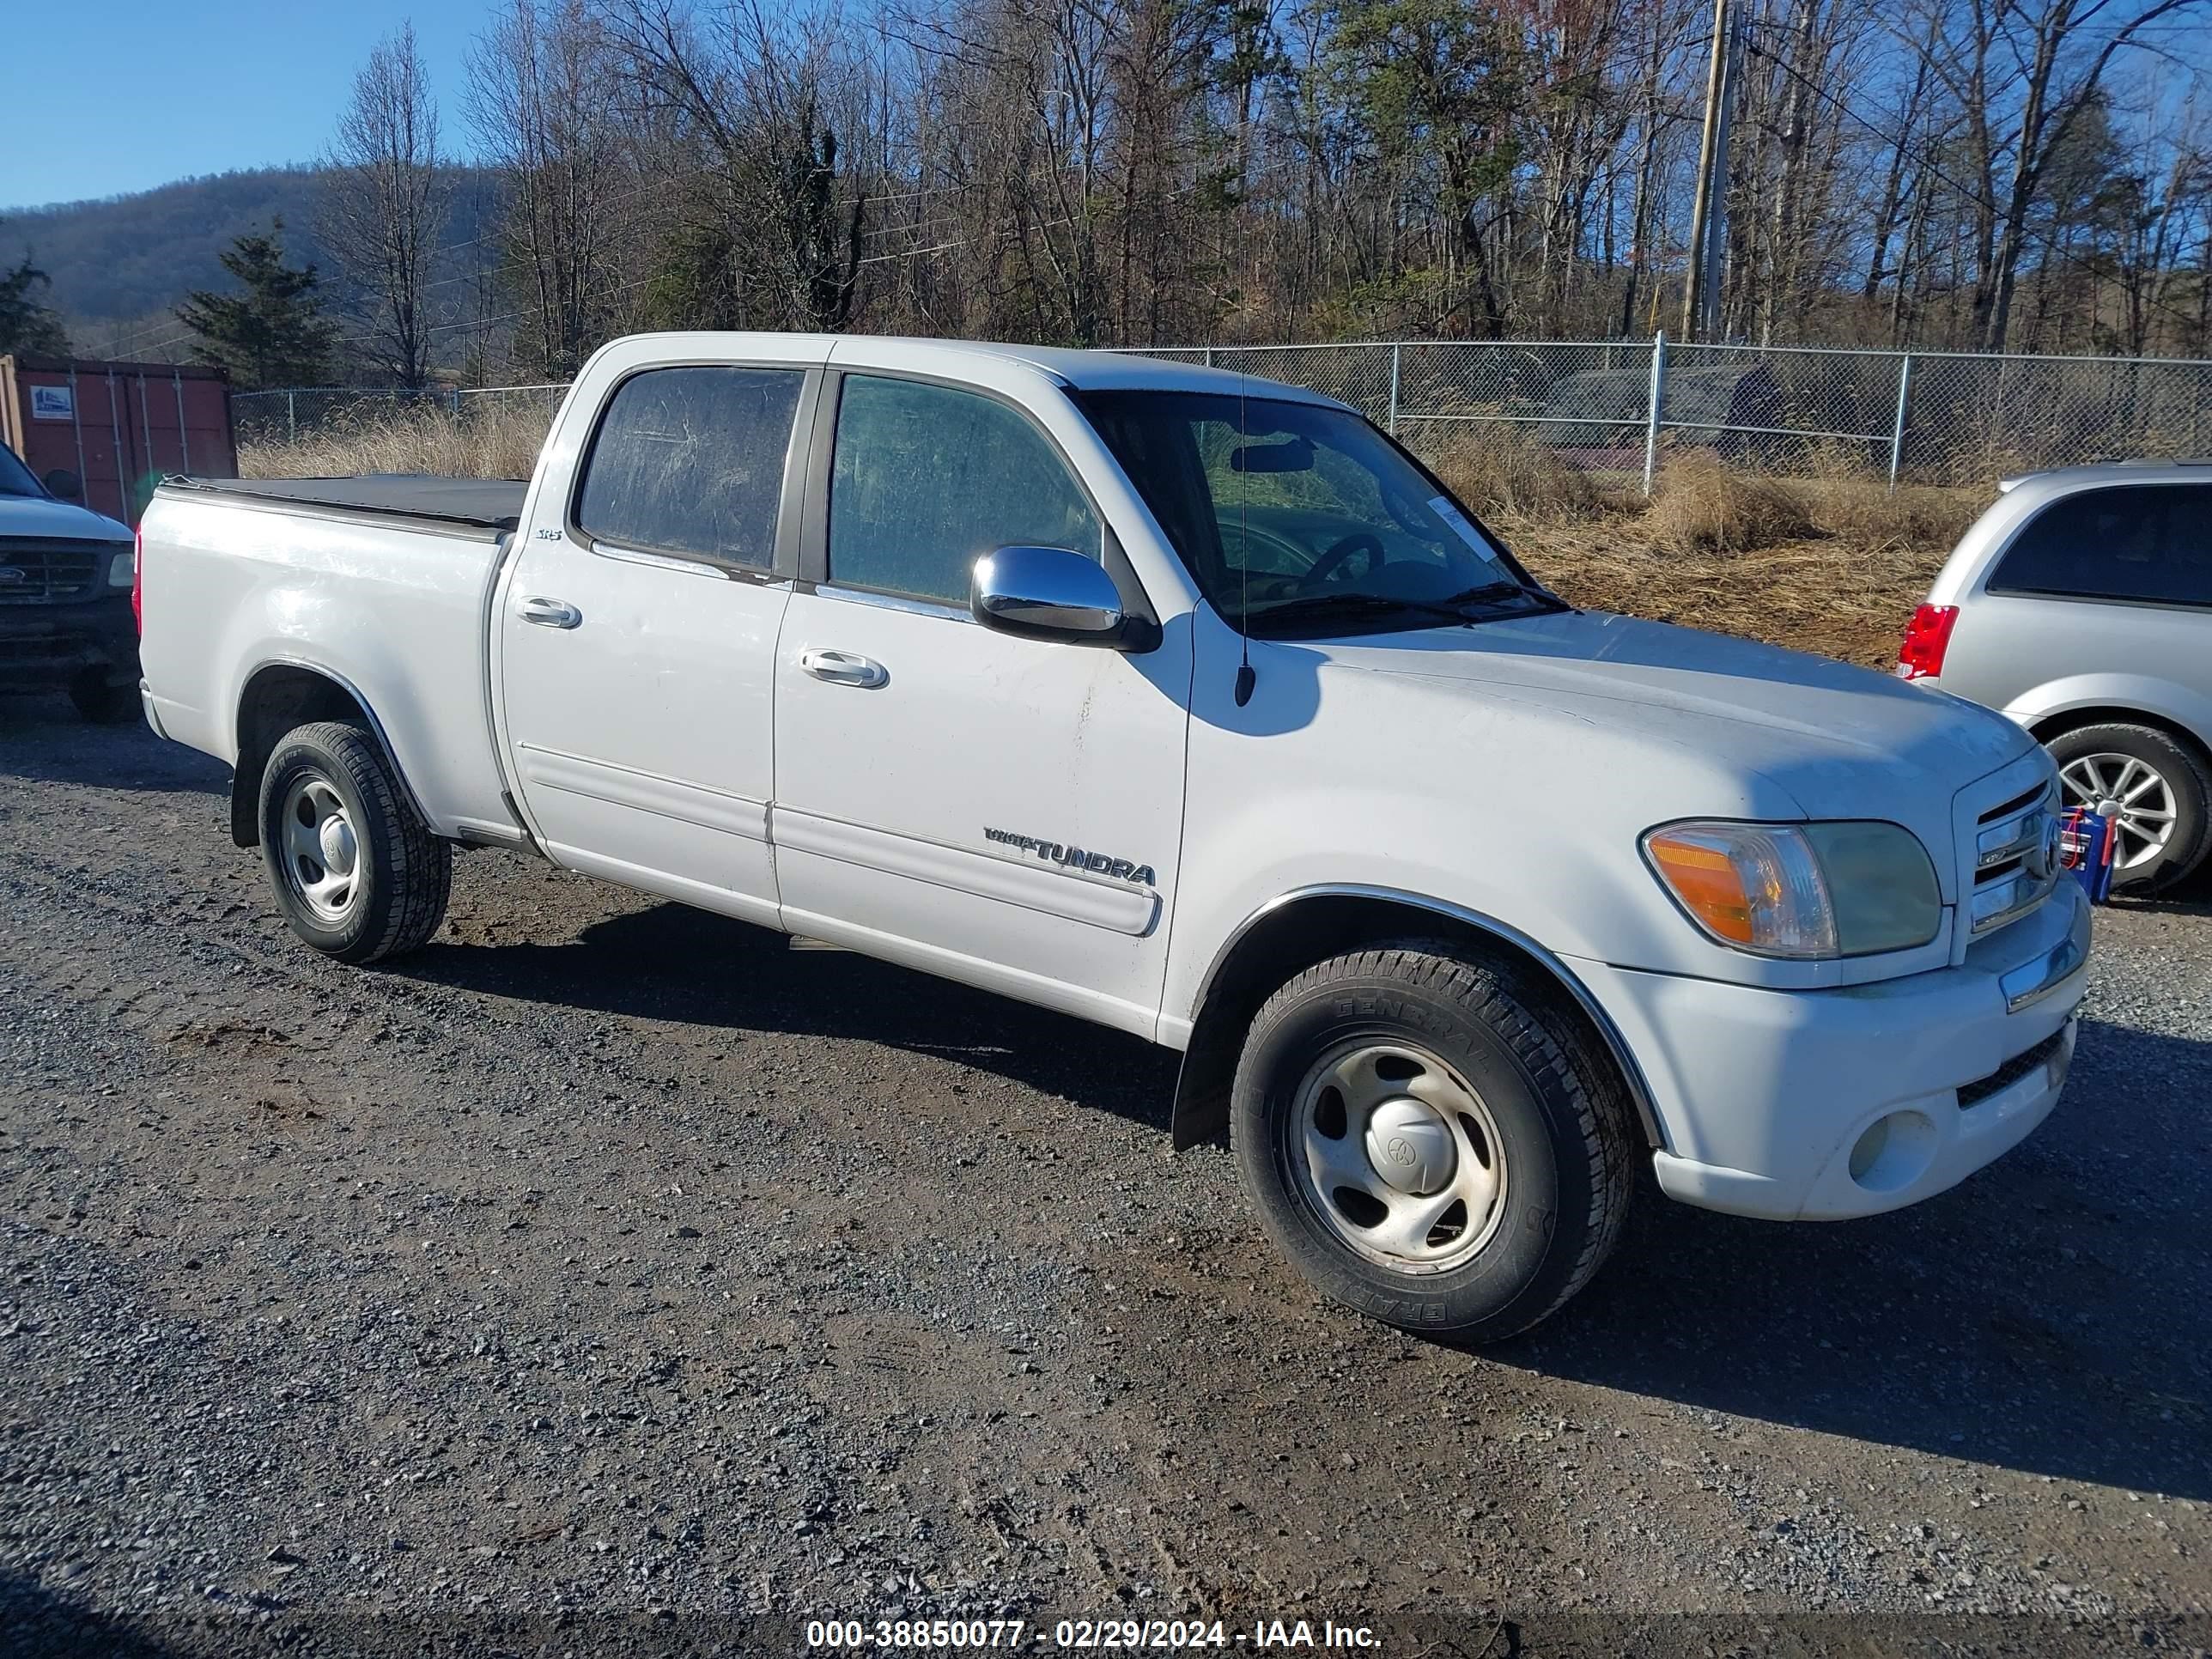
[279,774,363,923]
[1290,1040,1509,1274]
[2059,751,2179,872]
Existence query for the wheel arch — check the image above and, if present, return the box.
[2027,702,2212,766]
[230,660,425,848]
[1170,885,1666,1153]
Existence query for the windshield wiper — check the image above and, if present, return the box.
[1438,580,1572,619]
[1243,592,1480,633]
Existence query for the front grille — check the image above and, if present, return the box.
[1965,777,2062,937]
[1957,1027,2067,1108]
[0,538,116,603]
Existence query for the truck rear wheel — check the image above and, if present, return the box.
[258,720,451,964]
[1231,943,1633,1343]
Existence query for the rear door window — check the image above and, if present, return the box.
[1991,483,2212,608]
[575,366,805,570]
[826,374,1103,605]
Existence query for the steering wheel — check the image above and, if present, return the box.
[1299,532,1385,588]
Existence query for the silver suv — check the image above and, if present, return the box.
[1900,462,2211,891]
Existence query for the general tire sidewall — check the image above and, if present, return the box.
[259,734,389,959]
[1234,975,1586,1337]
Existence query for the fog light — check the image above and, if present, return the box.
[1846,1109,1939,1194]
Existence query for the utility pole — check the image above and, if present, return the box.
[1681,0,1735,341]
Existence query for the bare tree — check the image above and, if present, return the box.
[599,0,868,333]
[416,0,2212,358]
[1908,0,2208,349]
[468,0,634,376]
[321,23,449,388]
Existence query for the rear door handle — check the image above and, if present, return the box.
[519,596,582,629]
[799,648,888,689]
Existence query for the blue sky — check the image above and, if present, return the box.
[3,2,497,210]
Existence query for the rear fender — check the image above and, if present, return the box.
[228,659,425,847]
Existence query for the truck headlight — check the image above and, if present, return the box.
[1642,820,1941,958]
[107,548,136,587]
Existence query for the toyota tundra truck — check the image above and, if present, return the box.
[135,332,2091,1340]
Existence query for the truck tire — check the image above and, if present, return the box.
[2046,722,2210,894]
[1231,943,1633,1343]
[69,669,141,725]
[258,720,451,964]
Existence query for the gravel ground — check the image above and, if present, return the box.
[3,699,2209,1657]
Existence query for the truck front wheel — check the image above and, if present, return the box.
[1231,944,1633,1343]
[258,720,451,964]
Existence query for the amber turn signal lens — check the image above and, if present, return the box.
[1644,830,1759,945]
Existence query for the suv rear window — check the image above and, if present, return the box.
[1990,483,2212,608]
[576,366,804,569]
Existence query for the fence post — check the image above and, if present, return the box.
[1202,345,1212,368]
[287,390,297,445]
[1388,343,1402,435]
[1643,331,1668,498]
[451,388,463,417]
[1887,354,1914,494]
[172,370,191,473]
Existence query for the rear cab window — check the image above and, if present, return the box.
[1990,483,2212,608]
[575,366,805,570]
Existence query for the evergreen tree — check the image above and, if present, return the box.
[175,218,339,388]
[0,225,70,358]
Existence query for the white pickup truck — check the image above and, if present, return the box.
[137,332,2091,1340]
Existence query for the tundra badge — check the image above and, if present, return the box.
[984,827,1155,886]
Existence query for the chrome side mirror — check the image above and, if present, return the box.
[971,546,1135,647]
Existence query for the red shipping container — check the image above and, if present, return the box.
[0,355,238,526]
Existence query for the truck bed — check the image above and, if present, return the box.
[172,474,528,535]
[139,471,523,844]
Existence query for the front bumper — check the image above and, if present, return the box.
[1571,883,2091,1221]
[0,595,138,691]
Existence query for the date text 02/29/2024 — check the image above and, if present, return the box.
[804,1619,1384,1650]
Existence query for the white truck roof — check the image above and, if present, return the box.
[598,331,1353,409]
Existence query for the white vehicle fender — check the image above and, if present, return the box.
[210,522,512,840]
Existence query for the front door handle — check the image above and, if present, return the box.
[519,596,582,629]
[799,648,889,689]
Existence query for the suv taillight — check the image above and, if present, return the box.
[1896,603,1956,680]
[131,526,143,635]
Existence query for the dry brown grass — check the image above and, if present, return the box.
[1519,524,1948,669]
[1467,445,1986,667]
[1644,448,1813,552]
[1425,427,1598,525]
[1792,475,1986,554]
[239,399,551,483]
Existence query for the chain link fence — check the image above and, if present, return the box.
[233,384,568,448]
[235,342,2211,493]
[1142,338,2212,491]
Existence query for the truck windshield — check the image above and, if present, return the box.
[1075,388,1557,634]
[0,445,41,499]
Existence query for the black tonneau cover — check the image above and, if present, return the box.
[171,474,529,532]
